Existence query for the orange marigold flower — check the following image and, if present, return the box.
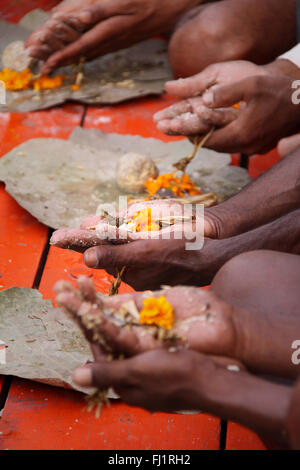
[145,172,202,197]
[0,68,65,91]
[130,208,160,232]
[139,296,174,329]
[0,67,33,90]
[33,74,65,91]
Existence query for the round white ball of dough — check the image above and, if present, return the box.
[2,40,35,72]
[116,153,159,193]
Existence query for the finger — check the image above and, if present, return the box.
[38,32,67,56]
[278,134,300,158]
[56,286,141,357]
[26,26,46,48]
[49,19,83,43]
[77,275,98,304]
[165,68,217,99]
[27,44,53,61]
[84,242,149,270]
[41,13,132,73]
[202,82,246,109]
[153,100,193,122]
[50,228,111,252]
[195,105,238,128]
[55,2,124,29]
[73,359,130,388]
[157,113,211,136]
[54,279,76,295]
[91,343,107,362]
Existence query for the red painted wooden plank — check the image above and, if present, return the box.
[84,95,182,142]
[225,421,284,450]
[249,148,280,179]
[0,105,84,399]
[0,378,220,450]
[0,0,59,23]
[0,105,85,292]
[0,105,84,157]
[39,246,134,303]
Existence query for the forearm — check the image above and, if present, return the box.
[200,209,300,287]
[197,368,292,445]
[206,150,300,238]
[264,58,300,79]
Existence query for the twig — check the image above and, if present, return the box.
[109,266,126,296]
[173,127,215,173]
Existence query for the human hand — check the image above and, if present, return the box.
[50,198,218,250]
[154,60,266,136]
[157,72,300,155]
[55,276,238,359]
[26,0,202,74]
[72,348,242,412]
[199,74,300,155]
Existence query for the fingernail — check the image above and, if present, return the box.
[203,91,214,106]
[73,367,92,386]
[84,248,99,268]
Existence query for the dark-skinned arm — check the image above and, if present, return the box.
[206,148,300,239]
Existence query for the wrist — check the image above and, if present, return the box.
[263,59,300,79]
[195,365,292,444]
[204,206,247,240]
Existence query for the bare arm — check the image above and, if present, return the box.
[207,148,300,238]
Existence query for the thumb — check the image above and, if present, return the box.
[73,360,130,388]
[84,242,145,269]
[203,81,245,109]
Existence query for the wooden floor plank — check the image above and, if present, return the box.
[0,104,84,157]
[249,148,280,179]
[0,0,282,449]
[225,421,284,450]
[0,105,85,292]
[0,104,85,399]
[39,246,134,303]
[84,95,182,141]
[0,378,220,450]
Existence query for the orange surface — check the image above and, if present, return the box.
[39,246,134,303]
[249,148,281,179]
[0,378,220,450]
[0,0,59,23]
[226,422,282,450]
[0,0,282,451]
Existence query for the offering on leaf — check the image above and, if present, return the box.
[125,208,161,232]
[140,296,174,330]
[116,153,158,193]
[55,277,181,416]
[0,67,66,91]
[145,172,202,198]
